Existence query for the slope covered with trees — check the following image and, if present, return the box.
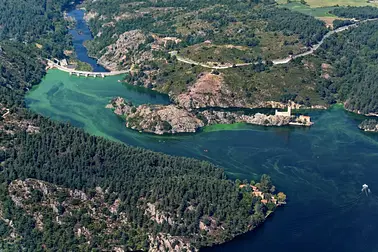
[1,117,280,250]
[0,0,285,250]
[316,20,378,114]
[331,6,378,19]
[82,0,329,109]
[0,0,75,58]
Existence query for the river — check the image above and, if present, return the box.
[26,9,378,252]
[67,9,108,72]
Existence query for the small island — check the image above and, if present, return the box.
[358,119,378,132]
[106,97,313,135]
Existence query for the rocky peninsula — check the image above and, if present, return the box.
[106,97,312,135]
[358,119,378,132]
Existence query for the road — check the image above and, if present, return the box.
[173,18,378,69]
[2,108,10,119]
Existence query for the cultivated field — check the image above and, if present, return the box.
[276,0,378,26]
[276,0,378,8]
[277,2,337,17]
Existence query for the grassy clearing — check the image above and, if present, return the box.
[179,32,303,65]
[277,2,337,17]
[276,0,378,8]
[221,58,326,106]
[155,60,206,94]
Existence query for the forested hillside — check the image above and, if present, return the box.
[4,0,378,250]
[84,1,378,114]
[0,0,75,58]
[0,0,285,250]
[331,6,378,19]
[316,21,378,114]
[83,0,329,108]
[85,0,327,58]
[1,117,280,250]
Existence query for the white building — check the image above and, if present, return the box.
[275,106,291,117]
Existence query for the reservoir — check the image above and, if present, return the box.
[26,70,378,252]
[26,9,378,252]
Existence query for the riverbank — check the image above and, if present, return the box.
[106,97,313,135]
[358,119,378,132]
[65,8,109,72]
[25,74,378,251]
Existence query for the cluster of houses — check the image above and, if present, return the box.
[251,185,278,205]
[239,184,286,206]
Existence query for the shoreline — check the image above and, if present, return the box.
[106,97,314,135]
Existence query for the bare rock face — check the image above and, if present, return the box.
[149,233,196,252]
[106,97,204,134]
[105,97,133,115]
[107,97,295,135]
[83,11,98,22]
[201,110,291,126]
[98,30,153,71]
[174,72,246,110]
[127,104,205,134]
[256,100,327,110]
[241,113,291,126]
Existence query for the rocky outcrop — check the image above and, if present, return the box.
[0,104,40,136]
[107,97,295,135]
[201,110,291,126]
[171,72,328,111]
[106,97,204,134]
[257,100,327,110]
[98,30,153,71]
[149,233,196,252]
[83,11,98,22]
[358,119,378,132]
[174,72,246,110]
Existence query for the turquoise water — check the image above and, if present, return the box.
[26,70,378,251]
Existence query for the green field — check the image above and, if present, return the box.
[277,2,337,17]
[276,0,378,8]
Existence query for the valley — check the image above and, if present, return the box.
[2,0,378,251]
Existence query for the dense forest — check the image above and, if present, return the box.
[358,119,378,132]
[1,117,279,250]
[0,0,75,58]
[331,6,378,20]
[316,21,378,114]
[0,0,286,250]
[5,1,378,249]
[84,0,327,58]
[260,7,328,45]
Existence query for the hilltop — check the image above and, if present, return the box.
[82,1,378,115]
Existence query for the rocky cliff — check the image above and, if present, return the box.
[106,97,293,135]
[6,178,198,251]
[98,30,153,71]
[173,72,247,110]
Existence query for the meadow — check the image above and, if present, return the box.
[277,0,378,8]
